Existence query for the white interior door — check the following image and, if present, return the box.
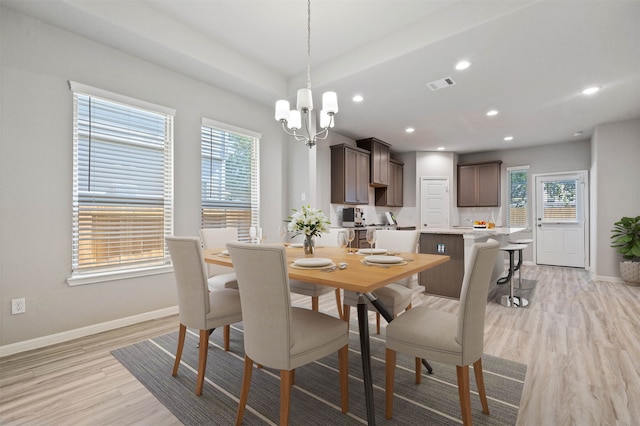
[535,172,587,268]
[420,177,449,228]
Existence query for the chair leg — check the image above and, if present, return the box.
[342,304,350,322]
[196,329,209,396]
[473,358,490,415]
[338,345,349,414]
[456,365,473,426]
[280,370,294,426]
[223,324,231,351]
[376,313,381,334]
[290,369,295,387]
[334,289,343,319]
[235,355,254,426]
[172,324,186,376]
[415,357,422,384]
[385,348,396,420]
[311,296,319,312]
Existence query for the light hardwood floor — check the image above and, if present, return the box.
[1,265,639,425]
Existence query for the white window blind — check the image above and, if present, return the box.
[507,166,529,228]
[541,178,579,223]
[201,119,260,242]
[70,83,174,278]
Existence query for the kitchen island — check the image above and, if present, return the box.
[419,227,525,299]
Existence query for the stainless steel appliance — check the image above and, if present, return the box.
[354,208,364,226]
[342,207,355,227]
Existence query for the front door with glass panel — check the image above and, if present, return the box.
[535,172,587,268]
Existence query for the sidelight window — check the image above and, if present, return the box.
[507,166,529,228]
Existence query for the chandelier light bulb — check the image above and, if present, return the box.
[275,100,290,121]
[320,110,334,129]
[322,92,338,114]
[297,88,313,111]
[287,110,302,130]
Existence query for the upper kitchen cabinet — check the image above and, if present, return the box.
[356,138,390,187]
[457,161,502,207]
[331,144,370,205]
[374,158,404,206]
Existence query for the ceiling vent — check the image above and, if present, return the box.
[426,77,456,91]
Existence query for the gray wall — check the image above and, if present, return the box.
[591,118,640,278]
[1,8,287,346]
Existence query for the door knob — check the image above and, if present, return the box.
[537,224,542,227]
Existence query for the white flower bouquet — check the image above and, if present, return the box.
[287,205,331,238]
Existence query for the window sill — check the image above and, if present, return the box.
[67,265,174,286]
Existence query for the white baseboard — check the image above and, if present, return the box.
[591,273,624,283]
[0,306,178,358]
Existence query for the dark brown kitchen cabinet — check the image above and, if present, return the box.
[419,233,465,299]
[457,161,502,207]
[331,144,370,205]
[356,138,390,187]
[374,158,403,206]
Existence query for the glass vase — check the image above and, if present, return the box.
[304,235,315,255]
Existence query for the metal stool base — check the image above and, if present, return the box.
[500,295,529,307]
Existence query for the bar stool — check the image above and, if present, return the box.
[498,244,529,307]
[508,238,534,290]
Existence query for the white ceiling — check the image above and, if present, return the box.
[3,0,639,153]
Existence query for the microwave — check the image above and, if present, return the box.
[342,207,355,227]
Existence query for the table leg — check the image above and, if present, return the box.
[365,293,433,374]
[357,293,376,425]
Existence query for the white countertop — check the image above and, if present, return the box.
[420,227,526,237]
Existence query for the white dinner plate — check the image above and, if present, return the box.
[356,248,387,255]
[364,255,403,264]
[293,257,332,267]
[290,243,304,248]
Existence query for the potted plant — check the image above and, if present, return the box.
[610,215,640,286]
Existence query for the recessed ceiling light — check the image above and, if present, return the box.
[504,136,514,141]
[352,95,364,102]
[573,131,584,136]
[581,86,601,95]
[486,109,499,117]
[405,127,415,133]
[437,147,445,151]
[455,60,471,70]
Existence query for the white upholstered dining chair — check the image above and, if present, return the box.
[342,229,420,333]
[199,227,238,290]
[288,228,346,317]
[385,238,500,426]
[166,236,243,396]
[226,242,349,426]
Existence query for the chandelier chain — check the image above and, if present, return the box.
[306,0,311,90]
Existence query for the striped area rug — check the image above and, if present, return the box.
[112,323,525,425]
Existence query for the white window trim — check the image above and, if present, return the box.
[68,81,175,285]
[68,81,176,116]
[67,265,174,286]
[201,117,262,139]
[506,165,530,229]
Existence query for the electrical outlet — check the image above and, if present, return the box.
[11,298,26,315]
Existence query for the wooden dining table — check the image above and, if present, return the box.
[204,245,449,425]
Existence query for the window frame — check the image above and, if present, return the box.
[507,165,530,229]
[200,118,260,242]
[67,81,175,286]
